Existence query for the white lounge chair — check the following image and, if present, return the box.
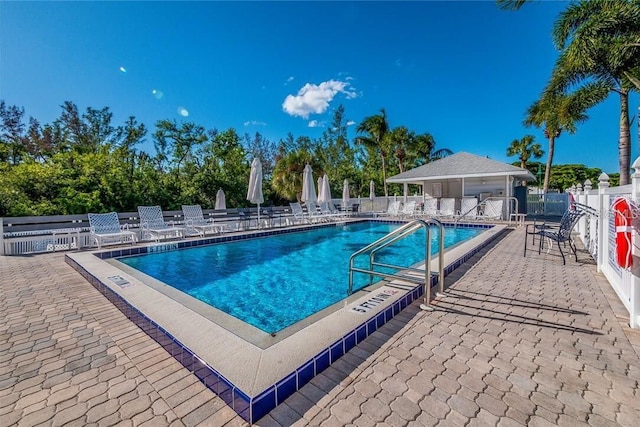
[137,205,186,242]
[182,205,222,237]
[457,197,478,220]
[478,199,504,221]
[378,200,402,217]
[88,212,138,249]
[288,202,309,224]
[437,198,455,218]
[422,198,438,217]
[320,202,344,221]
[305,201,326,223]
[400,200,417,218]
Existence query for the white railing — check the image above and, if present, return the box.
[571,161,640,328]
[0,207,289,256]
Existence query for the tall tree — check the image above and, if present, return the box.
[316,105,359,195]
[412,132,452,166]
[498,0,640,184]
[57,102,118,154]
[524,86,606,192]
[154,120,208,203]
[0,101,27,165]
[547,0,640,184]
[506,135,544,169]
[271,149,316,202]
[195,128,249,208]
[243,132,276,181]
[388,126,415,174]
[356,109,390,196]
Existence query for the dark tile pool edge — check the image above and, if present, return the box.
[92,219,493,260]
[92,221,352,260]
[65,221,501,423]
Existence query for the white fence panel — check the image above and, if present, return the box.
[574,178,639,328]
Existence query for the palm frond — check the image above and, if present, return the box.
[495,0,529,11]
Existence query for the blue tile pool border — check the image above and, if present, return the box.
[65,220,500,423]
[91,219,493,260]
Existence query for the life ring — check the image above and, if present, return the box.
[612,197,633,268]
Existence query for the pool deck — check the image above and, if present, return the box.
[2,225,640,426]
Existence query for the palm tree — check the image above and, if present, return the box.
[495,0,528,10]
[413,132,452,164]
[524,86,606,192]
[388,126,414,174]
[356,109,390,196]
[624,43,640,90]
[498,0,640,184]
[507,135,544,169]
[547,0,640,185]
[271,149,315,201]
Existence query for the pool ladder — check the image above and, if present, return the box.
[348,219,445,310]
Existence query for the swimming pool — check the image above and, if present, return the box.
[117,221,482,334]
[67,220,504,422]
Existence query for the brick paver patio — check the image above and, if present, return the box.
[2,226,640,426]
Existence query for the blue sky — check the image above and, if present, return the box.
[1,1,637,174]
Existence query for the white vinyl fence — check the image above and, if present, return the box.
[571,169,640,328]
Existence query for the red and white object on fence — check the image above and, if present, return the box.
[612,197,633,269]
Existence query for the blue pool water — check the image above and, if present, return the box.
[118,222,483,334]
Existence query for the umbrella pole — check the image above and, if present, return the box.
[257,203,261,229]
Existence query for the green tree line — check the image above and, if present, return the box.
[0,102,450,217]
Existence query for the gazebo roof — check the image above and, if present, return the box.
[386,152,536,183]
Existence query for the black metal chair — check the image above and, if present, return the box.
[524,208,585,265]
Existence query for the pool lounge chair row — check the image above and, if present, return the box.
[88,205,197,248]
[87,203,319,249]
[288,201,353,224]
[376,198,505,221]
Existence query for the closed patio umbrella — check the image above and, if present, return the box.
[247,158,264,226]
[342,179,350,208]
[369,180,375,210]
[301,164,317,204]
[317,176,324,203]
[215,189,226,210]
[318,174,332,205]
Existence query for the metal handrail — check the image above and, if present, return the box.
[348,218,446,309]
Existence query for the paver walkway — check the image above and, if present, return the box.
[2,226,640,426]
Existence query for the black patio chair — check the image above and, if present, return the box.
[524,208,585,265]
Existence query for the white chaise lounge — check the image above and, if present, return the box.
[182,205,222,237]
[88,212,138,249]
[137,205,186,242]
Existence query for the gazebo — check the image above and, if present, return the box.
[386,152,536,214]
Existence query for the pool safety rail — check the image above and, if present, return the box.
[348,219,445,309]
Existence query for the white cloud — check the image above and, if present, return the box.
[282,79,357,119]
[346,120,356,126]
[308,120,326,128]
[285,76,294,85]
[243,120,267,126]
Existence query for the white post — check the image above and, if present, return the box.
[629,158,640,327]
[0,217,4,256]
[403,183,408,203]
[579,179,593,237]
[597,173,609,273]
[583,179,592,206]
